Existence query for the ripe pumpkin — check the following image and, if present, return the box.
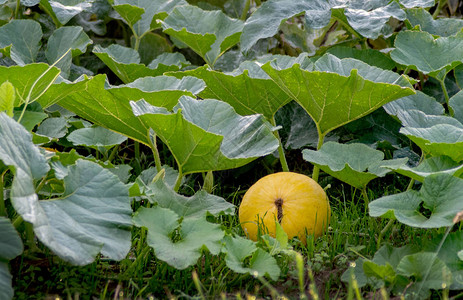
[238,172,330,244]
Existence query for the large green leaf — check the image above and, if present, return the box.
[0,113,50,223]
[449,89,463,124]
[161,5,244,66]
[32,159,132,265]
[326,46,396,70]
[398,110,463,162]
[0,217,23,261]
[369,173,463,228]
[133,206,224,270]
[57,74,205,144]
[0,63,91,109]
[67,126,128,150]
[45,26,92,78]
[384,156,463,182]
[141,178,235,219]
[405,8,463,37]
[397,252,451,292]
[168,63,291,120]
[131,96,279,174]
[240,0,405,52]
[39,0,93,25]
[0,81,15,117]
[384,91,444,119]
[390,30,463,77]
[112,0,187,37]
[0,19,42,65]
[0,262,14,300]
[261,54,415,138]
[93,44,189,83]
[223,235,280,281]
[341,244,417,288]
[302,142,407,189]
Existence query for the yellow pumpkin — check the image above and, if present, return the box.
[238,172,330,244]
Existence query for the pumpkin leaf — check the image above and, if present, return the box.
[369,173,463,228]
[384,91,444,119]
[405,8,463,37]
[141,178,235,219]
[397,252,451,291]
[390,31,463,77]
[449,89,463,124]
[302,142,407,189]
[35,159,132,265]
[67,126,128,149]
[133,206,224,270]
[383,156,463,182]
[130,96,279,174]
[168,63,291,120]
[36,117,70,139]
[240,0,406,52]
[0,113,49,224]
[326,46,396,70]
[39,0,93,26]
[112,0,187,37]
[0,81,15,117]
[399,0,435,8]
[261,54,415,138]
[93,44,188,83]
[0,217,23,300]
[45,26,93,79]
[0,19,42,65]
[57,74,205,145]
[397,110,463,162]
[161,5,244,66]
[223,235,280,281]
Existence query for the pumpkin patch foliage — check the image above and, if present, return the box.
[1,0,463,298]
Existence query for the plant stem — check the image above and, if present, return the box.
[376,219,394,249]
[173,168,183,192]
[14,0,20,19]
[12,215,23,229]
[147,130,162,173]
[311,132,325,182]
[439,77,451,113]
[240,0,251,20]
[433,0,448,18]
[271,117,289,172]
[107,144,119,163]
[361,187,369,206]
[254,0,261,6]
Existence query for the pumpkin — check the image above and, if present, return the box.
[238,172,330,244]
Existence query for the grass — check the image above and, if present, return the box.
[10,156,449,300]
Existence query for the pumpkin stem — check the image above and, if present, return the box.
[275,198,283,223]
